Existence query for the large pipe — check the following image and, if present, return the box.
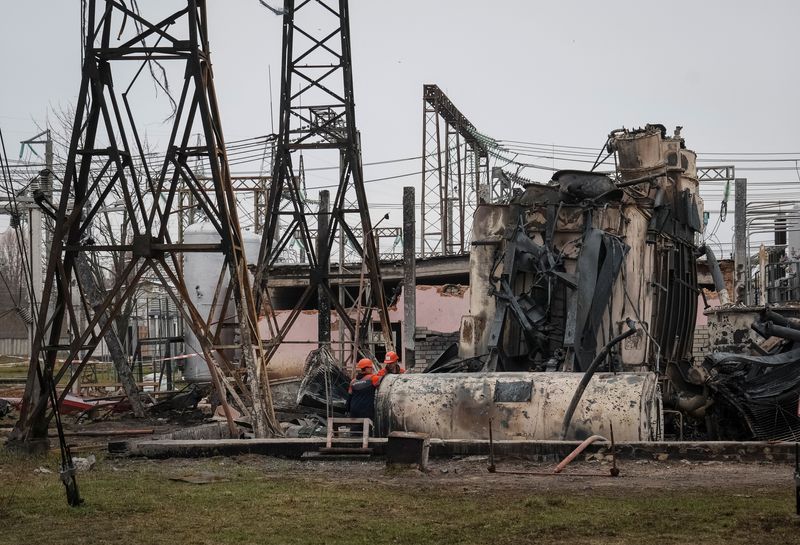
[560,320,638,440]
[698,245,730,305]
[762,310,800,331]
[762,321,800,343]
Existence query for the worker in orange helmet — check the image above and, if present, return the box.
[346,358,381,425]
[376,350,405,378]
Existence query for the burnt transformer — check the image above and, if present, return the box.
[377,125,708,441]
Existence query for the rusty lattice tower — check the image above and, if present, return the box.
[256,0,393,366]
[9,0,280,449]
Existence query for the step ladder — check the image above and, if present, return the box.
[319,417,373,455]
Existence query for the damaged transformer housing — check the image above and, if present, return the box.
[383,125,706,441]
[460,124,702,374]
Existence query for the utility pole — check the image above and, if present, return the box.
[403,187,416,368]
[317,190,330,345]
[19,130,53,357]
[733,178,748,303]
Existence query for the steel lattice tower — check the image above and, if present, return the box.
[420,84,490,258]
[9,0,280,449]
[256,0,394,366]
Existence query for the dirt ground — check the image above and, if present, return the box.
[2,384,800,544]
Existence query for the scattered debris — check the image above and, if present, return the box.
[296,347,349,411]
[169,472,230,485]
[73,455,96,472]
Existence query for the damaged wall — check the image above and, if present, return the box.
[251,284,470,380]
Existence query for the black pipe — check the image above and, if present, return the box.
[762,321,800,343]
[560,319,639,440]
[762,309,800,331]
[697,244,729,305]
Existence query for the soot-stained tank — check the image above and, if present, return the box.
[375,372,662,441]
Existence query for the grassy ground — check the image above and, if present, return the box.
[1,451,799,545]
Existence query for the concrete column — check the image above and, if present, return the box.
[733,178,747,303]
[403,186,416,368]
[317,190,331,345]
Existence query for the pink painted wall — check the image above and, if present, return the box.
[259,284,470,378]
[696,292,720,326]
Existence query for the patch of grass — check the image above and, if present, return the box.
[0,454,798,545]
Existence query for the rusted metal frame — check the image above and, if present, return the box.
[268,217,301,268]
[99,61,150,232]
[158,247,253,410]
[259,0,393,360]
[291,23,342,65]
[435,110,448,255]
[191,8,278,436]
[108,1,185,48]
[7,1,102,444]
[50,260,147,410]
[155,92,202,240]
[53,259,90,362]
[289,107,347,147]
[149,260,241,436]
[175,162,225,235]
[89,78,142,237]
[261,283,316,359]
[340,0,390,348]
[118,31,176,208]
[18,57,97,414]
[155,91,201,238]
[291,65,345,105]
[420,106,438,257]
[75,159,116,239]
[35,33,108,400]
[51,258,140,388]
[455,130,464,254]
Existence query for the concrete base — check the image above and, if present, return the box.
[386,432,430,469]
[112,438,798,463]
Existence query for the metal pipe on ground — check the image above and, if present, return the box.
[553,434,607,473]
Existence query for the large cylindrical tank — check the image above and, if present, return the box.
[182,222,261,383]
[375,372,662,441]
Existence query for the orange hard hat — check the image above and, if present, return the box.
[356,358,374,371]
[384,351,399,364]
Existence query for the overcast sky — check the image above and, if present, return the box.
[2,1,799,254]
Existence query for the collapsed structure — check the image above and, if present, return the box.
[377,125,771,442]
